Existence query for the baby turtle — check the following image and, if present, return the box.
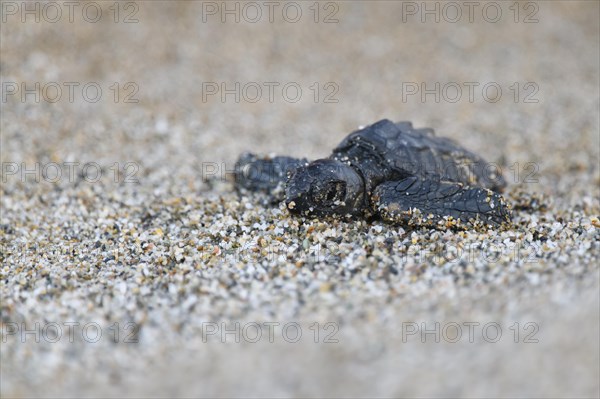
[235,119,511,230]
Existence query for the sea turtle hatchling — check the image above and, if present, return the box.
[235,119,511,230]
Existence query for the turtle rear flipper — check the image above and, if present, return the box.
[372,176,512,230]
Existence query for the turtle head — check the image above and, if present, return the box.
[285,159,365,217]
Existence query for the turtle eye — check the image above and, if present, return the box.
[326,184,338,201]
[317,181,346,205]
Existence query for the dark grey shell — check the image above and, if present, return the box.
[331,119,505,196]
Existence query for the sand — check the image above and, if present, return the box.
[1,1,599,397]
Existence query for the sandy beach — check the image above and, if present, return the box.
[1,1,599,397]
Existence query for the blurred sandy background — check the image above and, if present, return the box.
[1,1,599,397]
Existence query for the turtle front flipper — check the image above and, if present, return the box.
[234,153,308,203]
[372,176,512,230]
